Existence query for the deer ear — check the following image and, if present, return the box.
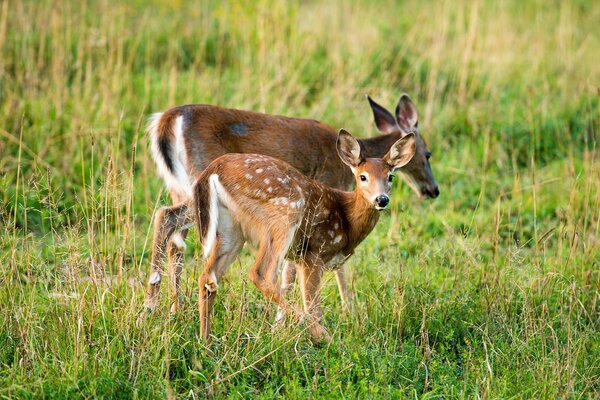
[367,95,399,134]
[336,129,362,167]
[385,133,416,171]
[395,94,418,133]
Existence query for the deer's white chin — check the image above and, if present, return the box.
[374,205,388,211]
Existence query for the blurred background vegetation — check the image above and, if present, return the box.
[0,0,598,398]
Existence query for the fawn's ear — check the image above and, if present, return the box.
[367,95,399,134]
[395,94,418,133]
[336,129,363,167]
[384,133,416,171]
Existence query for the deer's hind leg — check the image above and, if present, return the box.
[198,209,244,340]
[249,225,302,321]
[167,227,188,314]
[167,191,193,314]
[145,202,192,311]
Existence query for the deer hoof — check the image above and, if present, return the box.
[308,322,331,344]
[204,281,217,293]
[144,297,158,312]
[202,271,219,293]
[274,308,286,324]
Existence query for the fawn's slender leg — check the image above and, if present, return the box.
[277,260,352,322]
[144,203,190,311]
[249,229,302,321]
[334,266,353,311]
[281,261,298,292]
[275,261,298,322]
[298,259,331,343]
[198,218,244,339]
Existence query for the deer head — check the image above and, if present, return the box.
[368,94,439,199]
[337,129,416,210]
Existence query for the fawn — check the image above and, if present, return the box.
[145,95,437,314]
[189,129,416,342]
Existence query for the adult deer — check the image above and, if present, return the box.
[150,130,416,342]
[145,95,438,313]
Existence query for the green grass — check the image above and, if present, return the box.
[1,0,598,398]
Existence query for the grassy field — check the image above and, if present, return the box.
[1,0,598,398]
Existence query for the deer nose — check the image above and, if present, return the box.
[422,186,440,199]
[375,195,389,209]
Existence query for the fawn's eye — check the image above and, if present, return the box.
[359,175,367,182]
[387,174,394,183]
[426,151,432,160]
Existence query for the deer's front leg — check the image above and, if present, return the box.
[298,260,331,343]
[334,266,353,312]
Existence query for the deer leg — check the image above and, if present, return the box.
[168,228,188,314]
[198,222,244,340]
[144,203,190,311]
[334,266,353,312]
[168,189,189,314]
[281,261,298,292]
[298,260,331,343]
[198,270,217,340]
[275,261,298,323]
[249,230,302,321]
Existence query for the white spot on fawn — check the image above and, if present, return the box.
[267,187,273,193]
[245,173,253,180]
[264,178,270,184]
[270,197,289,205]
[289,198,305,209]
[256,168,263,173]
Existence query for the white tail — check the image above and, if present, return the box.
[148,112,192,197]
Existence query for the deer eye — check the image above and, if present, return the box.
[359,175,367,182]
[387,174,394,183]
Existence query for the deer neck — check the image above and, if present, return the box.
[339,190,381,251]
[358,132,404,159]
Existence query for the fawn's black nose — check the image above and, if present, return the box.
[432,186,440,198]
[375,195,389,209]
